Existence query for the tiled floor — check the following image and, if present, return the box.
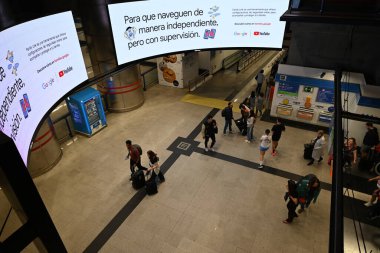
[0,53,378,252]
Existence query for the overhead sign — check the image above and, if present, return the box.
[0,11,87,165]
[108,0,289,65]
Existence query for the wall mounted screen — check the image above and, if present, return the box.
[316,88,334,104]
[108,0,289,65]
[277,82,299,97]
[0,11,87,165]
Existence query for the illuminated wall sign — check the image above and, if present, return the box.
[108,0,289,65]
[0,11,88,165]
[316,88,334,104]
[277,82,299,98]
[303,86,313,93]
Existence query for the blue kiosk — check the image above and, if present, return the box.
[66,87,107,136]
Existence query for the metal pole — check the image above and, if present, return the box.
[0,132,67,252]
[320,0,326,14]
[329,69,344,253]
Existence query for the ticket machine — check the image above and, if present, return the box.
[66,87,107,136]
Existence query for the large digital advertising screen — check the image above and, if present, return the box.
[0,11,88,165]
[108,0,289,65]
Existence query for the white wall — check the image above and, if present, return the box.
[182,52,199,87]
[270,64,364,127]
[276,64,366,84]
[198,51,211,73]
[270,64,380,143]
[210,50,239,74]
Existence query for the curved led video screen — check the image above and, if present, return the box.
[108,0,289,65]
[0,11,87,165]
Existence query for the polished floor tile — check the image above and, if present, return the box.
[0,52,376,253]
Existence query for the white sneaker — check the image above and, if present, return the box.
[210,148,215,152]
[245,140,250,143]
[205,148,209,152]
[364,202,373,207]
[258,165,264,169]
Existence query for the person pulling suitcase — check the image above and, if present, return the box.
[144,150,165,195]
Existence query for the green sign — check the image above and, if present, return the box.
[304,86,314,93]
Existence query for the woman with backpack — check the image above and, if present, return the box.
[297,174,321,214]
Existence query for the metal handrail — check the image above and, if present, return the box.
[222,51,244,69]
[188,70,210,92]
[141,67,158,91]
[237,50,265,72]
[329,69,343,253]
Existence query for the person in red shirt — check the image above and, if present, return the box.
[126,140,145,178]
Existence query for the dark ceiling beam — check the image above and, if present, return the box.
[281,10,380,26]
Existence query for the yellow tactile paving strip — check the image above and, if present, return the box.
[181,94,241,113]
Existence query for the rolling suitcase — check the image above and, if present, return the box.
[304,143,313,160]
[145,179,158,195]
[234,118,247,135]
[132,170,145,190]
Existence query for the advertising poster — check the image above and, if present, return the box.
[0,11,87,164]
[316,88,334,104]
[108,0,289,65]
[157,54,183,88]
[277,82,299,99]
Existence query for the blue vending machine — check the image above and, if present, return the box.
[66,87,107,136]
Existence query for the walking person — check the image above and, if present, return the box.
[307,130,326,166]
[202,115,218,152]
[271,118,285,156]
[256,92,264,117]
[255,69,264,94]
[297,174,321,214]
[239,97,250,125]
[245,110,256,143]
[258,129,271,169]
[249,90,256,111]
[283,179,299,224]
[364,175,380,207]
[362,122,379,159]
[222,102,234,135]
[367,188,380,220]
[145,150,165,183]
[343,137,358,167]
[126,140,146,178]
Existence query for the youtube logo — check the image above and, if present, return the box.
[58,66,73,77]
[253,31,270,36]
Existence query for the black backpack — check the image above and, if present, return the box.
[221,108,226,117]
[132,170,145,190]
[133,144,142,155]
